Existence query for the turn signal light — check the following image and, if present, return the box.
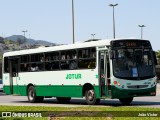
[114,81,117,85]
[150,92,156,95]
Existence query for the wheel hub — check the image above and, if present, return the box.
[88,90,94,101]
[29,91,34,100]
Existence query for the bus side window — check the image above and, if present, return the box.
[62,55,65,60]
[61,61,69,69]
[51,62,59,70]
[72,50,77,59]
[30,63,39,71]
[78,47,96,69]
[69,60,77,69]
[21,64,29,72]
[88,61,96,68]
[90,48,96,58]
[11,62,18,77]
[45,62,52,70]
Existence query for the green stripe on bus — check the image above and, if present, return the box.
[3,85,100,98]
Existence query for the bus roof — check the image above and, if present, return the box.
[3,38,149,57]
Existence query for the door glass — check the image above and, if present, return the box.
[11,60,18,77]
[100,51,105,96]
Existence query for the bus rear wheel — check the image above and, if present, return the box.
[85,89,100,105]
[28,86,44,103]
[119,97,133,106]
[56,97,71,103]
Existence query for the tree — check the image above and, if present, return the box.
[0,37,4,44]
[156,50,160,65]
[17,37,25,45]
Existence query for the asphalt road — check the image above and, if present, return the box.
[0,85,160,108]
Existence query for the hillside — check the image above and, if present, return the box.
[5,35,56,46]
[0,35,59,61]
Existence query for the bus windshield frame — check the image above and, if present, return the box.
[110,40,156,80]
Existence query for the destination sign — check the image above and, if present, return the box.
[111,40,151,48]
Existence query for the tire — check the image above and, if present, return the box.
[119,97,133,106]
[28,86,44,103]
[85,89,99,105]
[56,97,71,103]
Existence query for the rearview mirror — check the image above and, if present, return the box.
[153,51,158,65]
[110,51,114,59]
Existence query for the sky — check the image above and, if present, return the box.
[0,0,160,50]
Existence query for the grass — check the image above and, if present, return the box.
[0,105,160,120]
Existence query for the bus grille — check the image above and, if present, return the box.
[127,85,148,89]
[129,92,149,96]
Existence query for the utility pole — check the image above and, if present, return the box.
[72,0,75,44]
[138,25,146,39]
[22,30,27,41]
[91,34,96,40]
[109,4,118,39]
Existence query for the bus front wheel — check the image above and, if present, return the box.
[119,97,133,106]
[85,89,100,105]
[28,86,44,103]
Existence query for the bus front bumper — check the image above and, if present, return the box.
[111,85,156,99]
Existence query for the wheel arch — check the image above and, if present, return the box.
[82,83,94,96]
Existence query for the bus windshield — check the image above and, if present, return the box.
[112,48,156,80]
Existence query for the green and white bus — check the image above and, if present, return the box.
[2,39,157,105]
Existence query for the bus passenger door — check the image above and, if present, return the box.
[9,58,19,94]
[99,50,109,97]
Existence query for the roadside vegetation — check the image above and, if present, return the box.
[0,105,160,120]
[156,50,160,65]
